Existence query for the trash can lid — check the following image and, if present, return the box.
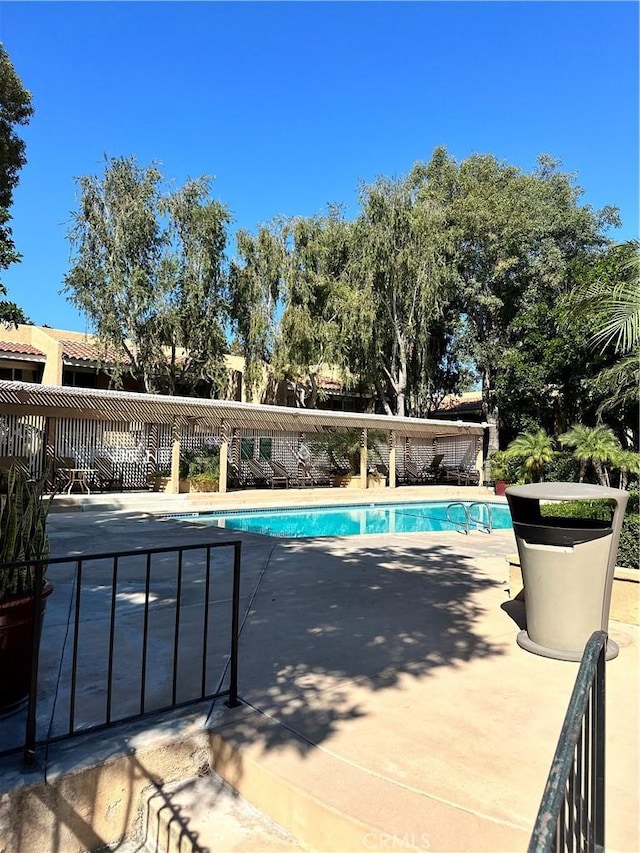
[506,482,627,507]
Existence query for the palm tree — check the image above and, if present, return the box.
[506,429,554,482]
[565,240,639,416]
[559,424,621,486]
[609,448,640,490]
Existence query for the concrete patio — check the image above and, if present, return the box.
[0,487,638,852]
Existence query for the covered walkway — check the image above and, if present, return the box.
[0,380,485,494]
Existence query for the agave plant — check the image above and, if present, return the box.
[0,465,53,599]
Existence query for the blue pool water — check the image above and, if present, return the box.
[171,501,513,539]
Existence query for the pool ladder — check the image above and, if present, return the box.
[446,501,494,535]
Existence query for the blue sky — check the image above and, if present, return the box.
[1,1,638,332]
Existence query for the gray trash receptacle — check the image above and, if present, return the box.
[506,482,628,661]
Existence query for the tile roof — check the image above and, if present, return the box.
[435,392,483,413]
[317,375,343,392]
[60,340,130,364]
[0,341,45,357]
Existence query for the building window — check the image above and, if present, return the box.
[0,367,23,380]
[63,369,98,388]
[0,366,41,382]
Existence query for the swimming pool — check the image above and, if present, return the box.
[170,500,512,539]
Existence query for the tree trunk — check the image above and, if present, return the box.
[374,378,393,417]
[482,368,499,452]
[594,462,610,487]
[307,372,319,409]
[395,338,408,418]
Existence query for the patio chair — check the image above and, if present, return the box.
[227,461,247,490]
[309,463,333,486]
[265,460,291,489]
[402,458,421,485]
[421,453,445,482]
[245,458,269,488]
[442,464,480,486]
[51,456,76,492]
[295,459,319,487]
[92,456,124,492]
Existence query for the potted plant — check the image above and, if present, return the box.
[180,445,220,493]
[319,429,385,488]
[188,472,220,493]
[150,462,171,492]
[488,450,520,496]
[0,465,55,712]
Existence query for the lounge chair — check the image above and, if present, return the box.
[295,460,316,487]
[422,453,445,482]
[442,464,480,486]
[402,458,421,485]
[402,455,447,485]
[245,458,270,488]
[227,461,246,490]
[92,456,124,492]
[265,460,291,488]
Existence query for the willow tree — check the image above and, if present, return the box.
[228,224,284,400]
[348,169,454,417]
[275,206,355,408]
[0,44,33,325]
[64,156,231,395]
[423,147,618,450]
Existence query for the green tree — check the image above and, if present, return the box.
[276,207,355,408]
[347,170,455,417]
[228,224,283,399]
[609,447,640,491]
[506,429,554,482]
[495,300,611,444]
[64,156,231,395]
[0,44,33,325]
[560,424,621,486]
[423,148,618,451]
[564,241,639,421]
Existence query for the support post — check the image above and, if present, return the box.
[360,429,368,489]
[388,430,396,489]
[170,419,181,494]
[147,423,158,487]
[475,435,484,489]
[219,422,228,494]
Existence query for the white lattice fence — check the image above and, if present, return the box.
[0,414,46,474]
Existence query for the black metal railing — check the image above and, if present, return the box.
[529,630,607,853]
[0,540,242,765]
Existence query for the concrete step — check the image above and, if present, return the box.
[105,772,304,853]
[206,705,530,853]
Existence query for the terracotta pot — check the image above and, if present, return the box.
[0,580,54,712]
[494,480,509,496]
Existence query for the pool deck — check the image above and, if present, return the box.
[1,485,638,852]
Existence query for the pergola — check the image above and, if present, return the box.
[0,381,487,492]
